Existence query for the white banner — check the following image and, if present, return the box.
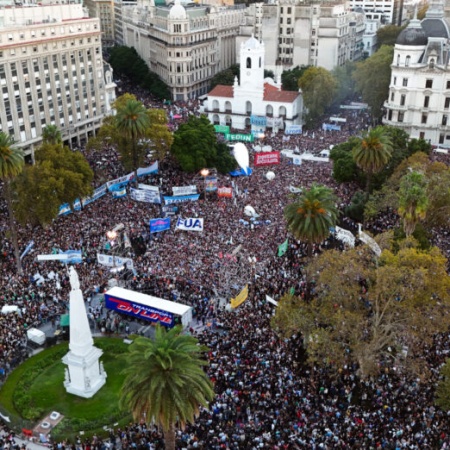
[130,188,161,204]
[176,217,204,232]
[138,184,160,193]
[172,185,197,196]
[97,253,134,269]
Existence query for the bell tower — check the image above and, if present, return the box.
[239,35,265,92]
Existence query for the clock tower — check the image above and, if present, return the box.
[239,35,265,94]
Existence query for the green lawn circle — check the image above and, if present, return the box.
[0,338,132,439]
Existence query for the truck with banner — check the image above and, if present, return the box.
[104,286,193,328]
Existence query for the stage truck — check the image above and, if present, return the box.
[104,286,192,328]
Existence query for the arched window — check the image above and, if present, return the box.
[405,55,410,67]
[397,54,400,66]
[246,57,251,69]
[212,100,219,111]
[259,57,262,68]
[266,104,273,116]
[246,101,252,115]
[430,58,435,68]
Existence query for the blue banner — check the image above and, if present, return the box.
[82,184,107,207]
[285,125,303,135]
[137,161,159,177]
[20,240,34,260]
[229,167,253,177]
[322,123,341,131]
[163,194,200,205]
[150,217,171,233]
[59,249,83,264]
[250,115,267,126]
[58,203,72,216]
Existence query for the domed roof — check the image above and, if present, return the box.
[244,35,261,50]
[169,0,187,20]
[396,19,428,46]
[421,0,449,39]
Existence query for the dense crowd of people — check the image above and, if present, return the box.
[1,82,450,449]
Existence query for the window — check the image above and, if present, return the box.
[390,92,394,101]
[439,134,445,144]
[405,55,410,67]
[402,78,408,87]
[443,115,448,126]
[447,80,450,89]
[420,132,425,139]
[424,96,429,108]
[425,79,433,88]
[421,114,428,124]
[445,97,450,109]
[393,76,397,85]
[400,94,406,106]
[398,111,404,122]
[246,57,251,69]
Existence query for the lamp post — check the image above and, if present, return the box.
[200,168,209,199]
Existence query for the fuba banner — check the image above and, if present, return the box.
[176,217,204,232]
[254,151,281,166]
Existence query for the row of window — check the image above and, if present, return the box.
[392,76,450,90]
[387,109,449,126]
[390,92,450,109]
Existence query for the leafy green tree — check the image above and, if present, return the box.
[330,137,361,183]
[0,132,24,274]
[272,242,450,378]
[353,45,394,121]
[115,98,151,184]
[209,64,240,89]
[299,67,337,121]
[171,115,233,173]
[42,124,62,145]
[284,183,339,257]
[376,25,405,48]
[13,143,93,227]
[120,326,214,450]
[436,359,450,411]
[398,171,428,236]
[345,191,369,222]
[264,69,275,79]
[281,65,309,91]
[352,126,393,192]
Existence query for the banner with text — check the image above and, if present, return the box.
[225,133,254,143]
[172,185,197,196]
[285,125,302,135]
[205,176,218,192]
[254,151,280,166]
[176,217,204,232]
[150,217,171,233]
[97,253,134,269]
[218,187,233,198]
[164,194,200,205]
[214,125,230,134]
[130,188,161,204]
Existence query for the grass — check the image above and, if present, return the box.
[0,338,131,435]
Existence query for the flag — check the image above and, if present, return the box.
[230,285,248,309]
[277,239,288,257]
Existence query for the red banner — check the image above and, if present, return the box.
[254,151,280,166]
[218,187,233,198]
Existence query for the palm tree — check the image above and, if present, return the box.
[398,171,428,236]
[42,124,62,146]
[352,126,393,192]
[115,98,150,185]
[120,325,214,450]
[284,183,339,257]
[0,132,25,274]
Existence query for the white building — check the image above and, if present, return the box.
[383,1,450,146]
[0,2,116,158]
[349,0,404,25]
[237,2,365,73]
[121,0,245,101]
[84,0,116,47]
[204,36,302,132]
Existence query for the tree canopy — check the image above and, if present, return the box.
[298,66,337,122]
[281,65,310,91]
[284,183,339,256]
[353,45,393,120]
[376,25,405,48]
[109,46,170,100]
[171,115,235,173]
[13,143,93,227]
[209,64,240,90]
[120,326,214,450]
[42,124,62,146]
[272,241,450,379]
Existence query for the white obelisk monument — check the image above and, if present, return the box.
[62,267,107,398]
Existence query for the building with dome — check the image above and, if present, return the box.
[121,0,245,100]
[383,0,450,146]
[203,36,303,133]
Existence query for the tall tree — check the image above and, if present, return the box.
[272,242,450,379]
[397,171,428,236]
[284,183,339,257]
[353,45,394,121]
[171,115,226,173]
[41,124,62,145]
[0,132,24,274]
[13,143,93,227]
[298,66,337,121]
[376,25,405,48]
[115,98,151,184]
[352,126,393,192]
[281,65,310,91]
[120,326,214,450]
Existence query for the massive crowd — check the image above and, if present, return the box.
[1,83,450,449]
